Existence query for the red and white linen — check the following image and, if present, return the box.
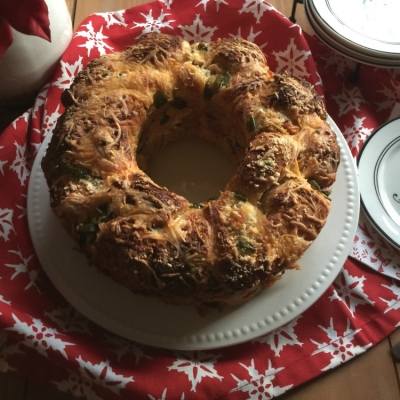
[1,1,400,399]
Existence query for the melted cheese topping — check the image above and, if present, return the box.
[41,33,340,310]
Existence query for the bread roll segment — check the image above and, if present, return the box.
[41,33,340,310]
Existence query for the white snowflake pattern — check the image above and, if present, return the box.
[30,141,42,160]
[321,52,356,78]
[75,356,134,395]
[332,86,368,117]
[132,9,175,36]
[239,0,274,23]
[76,21,114,56]
[16,194,27,219]
[45,305,92,335]
[0,152,7,175]
[389,68,400,80]
[148,388,185,400]
[288,21,304,36]
[0,294,11,309]
[380,281,400,314]
[230,359,292,399]
[229,26,267,49]
[342,116,373,155]
[53,369,102,400]
[7,314,74,359]
[0,208,14,242]
[389,102,400,119]
[179,14,217,43]
[41,105,63,139]
[12,109,31,129]
[351,212,400,279]
[9,142,30,186]
[103,333,152,363]
[5,247,39,291]
[313,71,324,96]
[53,57,84,90]
[96,10,128,29]
[168,350,223,392]
[329,268,375,317]
[196,0,228,12]
[272,38,311,78]
[311,318,372,371]
[376,79,400,112]
[32,84,50,119]
[351,241,366,266]
[254,317,303,356]
[159,0,173,10]
[0,331,24,374]
[0,292,11,317]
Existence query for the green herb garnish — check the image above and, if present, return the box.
[213,72,231,90]
[234,192,247,202]
[77,222,98,247]
[153,91,168,108]
[308,179,330,200]
[237,240,256,253]
[247,115,256,132]
[203,72,231,100]
[59,163,90,179]
[198,42,208,51]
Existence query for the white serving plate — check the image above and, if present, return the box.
[27,116,359,350]
[309,0,400,59]
[358,117,400,250]
[305,0,400,67]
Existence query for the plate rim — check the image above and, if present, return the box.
[305,0,400,67]
[357,116,400,250]
[310,0,400,58]
[27,116,359,350]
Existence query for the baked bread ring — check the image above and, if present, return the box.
[41,33,340,310]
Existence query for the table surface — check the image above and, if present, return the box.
[1,0,400,399]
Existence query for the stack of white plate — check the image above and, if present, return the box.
[357,117,400,250]
[305,0,400,67]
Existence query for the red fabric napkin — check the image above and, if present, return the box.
[1,2,400,399]
[0,0,51,60]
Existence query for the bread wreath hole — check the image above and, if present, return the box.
[136,104,236,204]
[147,138,235,204]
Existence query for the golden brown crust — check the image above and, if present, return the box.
[41,33,340,310]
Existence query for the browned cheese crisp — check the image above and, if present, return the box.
[41,33,340,310]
